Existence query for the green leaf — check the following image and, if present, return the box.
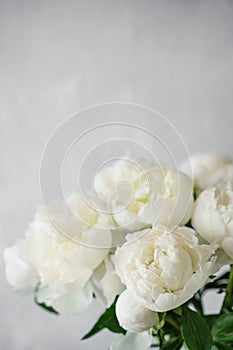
[213,342,233,350]
[173,307,182,316]
[189,293,203,314]
[34,299,59,314]
[158,312,167,322]
[82,299,126,340]
[164,313,181,335]
[161,336,183,350]
[34,283,58,315]
[212,313,233,344]
[181,307,212,350]
[205,315,219,329]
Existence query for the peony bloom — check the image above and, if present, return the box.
[115,226,218,312]
[94,157,193,230]
[180,153,231,191]
[192,182,233,260]
[116,289,158,332]
[4,193,113,314]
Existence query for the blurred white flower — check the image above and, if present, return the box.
[94,157,156,202]
[180,153,231,191]
[4,238,39,291]
[110,331,152,350]
[115,226,218,312]
[116,289,158,332]
[192,182,233,260]
[91,256,125,307]
[94,157,193,229]
[207,163,233,187]
[4,193,112,314]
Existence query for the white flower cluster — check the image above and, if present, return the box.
[4,194,123,314]
[4,153,233,349]
[181,153,233,260]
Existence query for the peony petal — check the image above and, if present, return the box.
[180,153,231,190]
[51,280,93,314]
[113,204,146,232]
[91,256,125,307]
[3,239,39,291]
[116,290,158,332]
[140,194,193,227]
[110,331,152,350]
[192,190,226,242]
[141,258,216,312]
[222,237,233,260]
[82,227,112,250]
[214,248,233,265]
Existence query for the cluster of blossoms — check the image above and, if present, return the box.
[4,153,233,349]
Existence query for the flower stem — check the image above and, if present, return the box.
[165,316,181,334]
[158,329,164,348]
[222,264,233,312]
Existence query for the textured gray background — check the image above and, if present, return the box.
[1,0,233,349]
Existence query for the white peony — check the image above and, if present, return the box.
[94,157,193,229]
[180,153,231,191]
[192,182,233,260]
[116,289,158,332]
[4,193,112,314]
[115,226,218,312]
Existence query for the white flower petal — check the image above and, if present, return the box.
[140,195,193,227]
[192,182,233,260]
[222,237,233,260]
[51,281,93,314]
[116,290,158,332]
[214,248,233,265]
[82,227,112,250]
[91,256,125,307]
[144,258,216,312]
[180,153,231,190]
[3,240,39,291]
[207,164,233,187]
[110,331,152,350]
[112,204,145,232]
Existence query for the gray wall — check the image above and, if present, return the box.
[1,1,233,349]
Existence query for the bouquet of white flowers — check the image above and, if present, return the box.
[4,153,233,350]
